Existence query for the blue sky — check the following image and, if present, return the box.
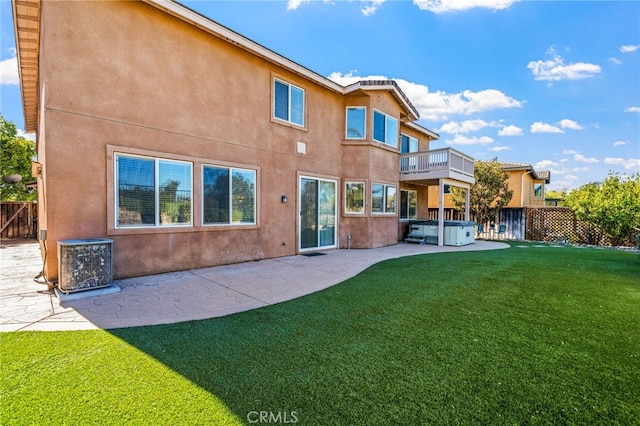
[1,0,639,191]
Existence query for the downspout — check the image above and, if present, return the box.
[521,171,532,206]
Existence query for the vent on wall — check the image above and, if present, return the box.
[57,239,113,293]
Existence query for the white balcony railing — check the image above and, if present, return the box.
[399,148,474,180]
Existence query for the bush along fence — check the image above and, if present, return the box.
[524,207,614,246]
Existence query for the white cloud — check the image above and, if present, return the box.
[548,174,579,192]
[530,121,564,133]
[527,47,601,81]
[498,125,523,136]
[570,166,590,173]
[559,119,584,130]
[0,56,19,85]
[535,159,560,170]
[534,160,591,191]
[287,0,383,15]
[562,149,578,155]
[437,119,494,134]
[444,135,493,146]
[413,0,519,13]
[609,57,623,65]
[286,0,306,10]
[574,154,599,164]
[613,140,628,147]
[16,129,36,142]
[488,146,511,152]
[620,45,640,53]
[624,106,640,113]
[604,157,640,170]
[329,71,522,120]
[362,0,385,16]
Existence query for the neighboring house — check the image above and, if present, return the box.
[428,161,551,210]
[498,162,551,208]
[13,0,474,281]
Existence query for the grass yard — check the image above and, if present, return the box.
[2,242,639,425]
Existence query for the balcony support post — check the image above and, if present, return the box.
[465,187,471,221]
[438,178,445,246]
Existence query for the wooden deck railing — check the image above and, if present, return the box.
[399,148,474,178]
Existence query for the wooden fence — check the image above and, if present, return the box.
[524,207,611,245]
[425,206,629,246]
[0,202,37,239]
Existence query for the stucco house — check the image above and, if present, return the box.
[498,162,551,208]
[13,0,475,281]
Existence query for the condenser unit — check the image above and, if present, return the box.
[57,238,113,293]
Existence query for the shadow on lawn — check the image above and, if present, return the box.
[107,245,640,425]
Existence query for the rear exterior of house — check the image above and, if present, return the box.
[13,0,474,281]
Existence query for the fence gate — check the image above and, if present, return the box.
[0,202,37,239]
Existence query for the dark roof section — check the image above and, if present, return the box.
[478,161,551,183]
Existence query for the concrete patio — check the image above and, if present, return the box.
[1,239,508,332]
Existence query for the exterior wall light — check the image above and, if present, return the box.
[281,195,288,203]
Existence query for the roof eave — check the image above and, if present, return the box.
[144,0,345,94]
[12,0,41,134]
[344,81,420,122]
[403,121,439,140]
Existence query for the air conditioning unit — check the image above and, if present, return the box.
[57,238,113,293]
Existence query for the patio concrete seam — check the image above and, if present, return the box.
[186,269,271,306]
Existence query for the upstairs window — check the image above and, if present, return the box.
[373,110,398,148]
[274,79,305,126]
[534,183,543,198]
[346,107,366,139]
[400,134,418,153]
[116,154,193,228]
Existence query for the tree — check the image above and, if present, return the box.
[564,172,640,246]
[450,158,513,225]
[1,114,36,201]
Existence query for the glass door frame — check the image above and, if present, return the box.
[298,175,338,252]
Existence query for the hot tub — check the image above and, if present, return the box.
[407,220,475,246]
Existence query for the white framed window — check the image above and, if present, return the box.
[274,78,305,126]
[400,134,418,153]
[345,181,365,214]
[400,190,417,220]
[346,107,366,139]
[373,110,398,148]
[372,183,396,214]
[116,153,193,228]
[203,165,256,225]
[534,183,543,198]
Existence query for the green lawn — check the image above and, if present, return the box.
[2,243,639,425]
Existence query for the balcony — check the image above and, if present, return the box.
[399,148,475,185]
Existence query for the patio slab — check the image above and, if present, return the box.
[1,239,508,331]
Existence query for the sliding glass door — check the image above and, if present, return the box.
[299,177,337,250]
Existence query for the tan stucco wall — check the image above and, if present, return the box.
[505,171,546,207]
[425,168,546,210]
[37,0,415,279]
